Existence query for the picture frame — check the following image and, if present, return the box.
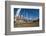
[5,1,45,35]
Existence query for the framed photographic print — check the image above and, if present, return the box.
[5,1,45,35]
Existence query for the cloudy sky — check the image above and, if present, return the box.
[14,8,39,19]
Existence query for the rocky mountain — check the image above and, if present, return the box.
[14,15,39,22]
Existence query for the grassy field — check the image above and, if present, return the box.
[14,19,39,27]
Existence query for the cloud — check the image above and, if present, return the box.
[15,8,21,17]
